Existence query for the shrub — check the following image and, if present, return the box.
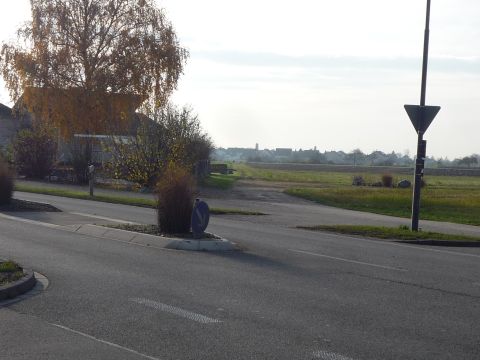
[105,104,214,188]
[156,164,195,234]
[13,127,57,179]
[352,175,365,186]
[0,145,13,165]
[0,161,14,205]
[381,174,394,188]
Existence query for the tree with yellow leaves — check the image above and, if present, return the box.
[1,0,187,138]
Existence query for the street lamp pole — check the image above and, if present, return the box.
[420,0,431,108]
[411,0,432,231]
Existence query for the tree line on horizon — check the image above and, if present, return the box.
[213,147,479,168]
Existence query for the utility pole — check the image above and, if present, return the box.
[404,0,441,231]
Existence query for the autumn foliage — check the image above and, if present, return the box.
[1,0,187,138]
[105,104,213,187]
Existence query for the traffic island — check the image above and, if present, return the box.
[0,260,36,301]
[102,224,236,252]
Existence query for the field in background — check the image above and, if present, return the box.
[229,163,480,226]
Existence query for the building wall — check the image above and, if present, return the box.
[0,104,16,148]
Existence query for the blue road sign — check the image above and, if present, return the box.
[191,200,210,236]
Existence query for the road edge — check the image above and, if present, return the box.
[0,269,36,301]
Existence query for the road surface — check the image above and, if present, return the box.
[0,191,479,359]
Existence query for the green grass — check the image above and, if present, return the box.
[14,184,265,216]
[297,225,480,243]
[0,260,24,285]
[232,163,354,185]
[200,174,238,190]
[285,186,480,226]
[0,260,22,273]
[230,164,480,226]
[233,163,480,188]
[15,184,155,207]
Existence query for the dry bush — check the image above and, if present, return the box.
[0,161,14,205]
[156,165,195,234]
[352,175,365,186]
[381,174,394,188]
[13,127,57,179]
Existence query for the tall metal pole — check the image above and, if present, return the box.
[411,0,432,231]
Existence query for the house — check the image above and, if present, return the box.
[10,88,149,164]
[0,103,32,149]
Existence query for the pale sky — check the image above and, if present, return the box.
[1,0,479,159]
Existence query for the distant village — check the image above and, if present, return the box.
[213,145,479,168]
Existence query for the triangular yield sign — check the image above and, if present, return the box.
[404,105,441,133]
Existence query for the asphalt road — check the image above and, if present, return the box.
[0,192,479,359]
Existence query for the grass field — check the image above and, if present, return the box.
[233,163,354,185]
[231,163,480,226]
[200,173,239,189]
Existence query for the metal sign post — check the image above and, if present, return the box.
[404,0,440,231]
[88,164,95,197]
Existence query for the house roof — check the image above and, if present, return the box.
[0,103,13,118]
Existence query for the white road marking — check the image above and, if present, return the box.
[50,323,161,360]
[131,298,221,324]
[313,350,356,360]
[70,212,140,224]
[0,212,61,229]
[289,249,407,272]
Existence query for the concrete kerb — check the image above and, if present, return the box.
[165,238,235,251]
[73,224,236,252]
[398,239,480,247]
[0,269,36,301]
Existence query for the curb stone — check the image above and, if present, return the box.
[166,238,235,251]
[0,269,36,301]
[73,224,236,252]
[397,239,480,247]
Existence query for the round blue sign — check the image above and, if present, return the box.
[191,200,210,235]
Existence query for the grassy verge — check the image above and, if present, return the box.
[297,225,480,243]
[0,260,24,285]
[14,184,266,216]
[15,184,155,207]
[286,187,480,226]
[200,174,238,190]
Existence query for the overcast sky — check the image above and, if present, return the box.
[1,0,479,158]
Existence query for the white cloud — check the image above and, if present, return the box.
[1,0,479,157]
